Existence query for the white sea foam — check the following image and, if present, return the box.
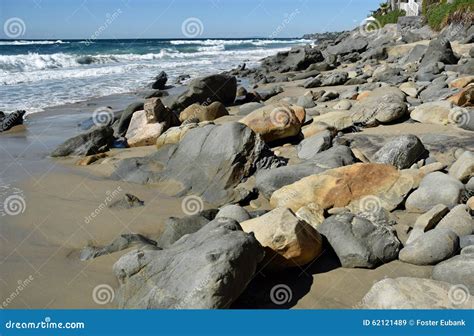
[0,40,68,45]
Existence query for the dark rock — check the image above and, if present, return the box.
[320,72,348,86]
[157,209,218,248]
[151,71,168,90]
[291,70,320,81]
[303,77,322,88]
[297,130,333,160]
[420,38,458,68]
[112,122,285,205]
[116,102,144,137]
[0,110,25,132]
[113,218,265,308]
[326,37,368,56]
[168,74,237,112]
[51,126,114,157]
[372,135,427,169]
[261,46,324,73]
[255,86,283,101]
[318,212,400,268]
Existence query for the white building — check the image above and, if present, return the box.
[399,0,423,16]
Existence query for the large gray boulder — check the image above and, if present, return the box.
[372,134,426,169]
[432,250,474,294]
[420,38,459,68]
[318,212,400,268]
[256,146,355,198]
[405,172,465,213]
[261,46,324,73]
[326,37,368,56]
[167,74,237,112]
[51,126,114,157]
[112,122,284,205]
[113,218,264,308]
[399,228,459,265]
[436,205,474,237]
[360,277,473,309]
[216,205,251,223]
[350,87,408,125]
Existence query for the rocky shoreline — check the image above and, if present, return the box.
[2,18,474,309]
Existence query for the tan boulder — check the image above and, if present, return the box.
[240,207,323,270]
[447,85,474,107]
[449,76,474,89]
[304,111,353,133]
[156,121,213,149]
[239,103,305,142]
[125,110,166,147]
[144,97,179,127]
[399,82,419,98]
[179,102,229,122]
[270,163,416,213]
[410,101,452,125]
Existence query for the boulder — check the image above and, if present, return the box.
[448,85,474,107]
[157,209,218,248]
[168,74,237,111]
[320,72,348,86]
[436,205,474,237]
[256,146,355,198]
[399,228,459,265]
[333,99,352,110]
[116,102,144,136]
[51,126,114,157]
[239,103,305,142]
[420,38,458,68]
[318,212,400,268]
[449,151,474,183]
[297,130,333,160]
[125,110,166,147]
[240,207,323,270]
[350,87,407,125]
[0,110,25,132]
[179,102,228,122]
[305,111,354,132]
[114,218,264,308]
[326,37,368,56]
[270,163,416,213]
[449,76,474,89]
[303,77,322,88]
[151,71,168,90]
[238,102,265,116]
[405,172,465,213]
[410,101,453,125]
[433,252,474,293]
[360,277,473,309]
[156,122,212,149]
[216,205,251,223]
[260,46,324,73]
[113,122,285,205]
[372,135,427,169]
[143,98,179,127]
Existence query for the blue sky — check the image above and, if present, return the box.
[0,0,381,39]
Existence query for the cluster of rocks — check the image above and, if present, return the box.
[51,17,474,309]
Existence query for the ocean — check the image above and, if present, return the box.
[0,38,311,114]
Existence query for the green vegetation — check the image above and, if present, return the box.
[373,9,407,28]
[424,0,474,31]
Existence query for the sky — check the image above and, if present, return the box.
[0,0,382,39]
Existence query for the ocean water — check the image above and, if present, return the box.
[0,38,311,114]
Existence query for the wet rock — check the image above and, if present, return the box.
[51,126,114,157]
[113,218,264,308]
